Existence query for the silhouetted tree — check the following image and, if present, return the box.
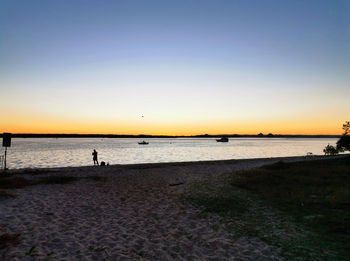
[342,121,350,135]
[336,121,350,152]
[336,136,350,152]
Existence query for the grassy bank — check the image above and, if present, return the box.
[0,174,107,201]
[185,156,350,260]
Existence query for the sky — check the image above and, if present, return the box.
[1,0,349,135]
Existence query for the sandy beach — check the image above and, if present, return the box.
[0,156,335,260]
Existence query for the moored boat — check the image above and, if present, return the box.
[216,137,229,142]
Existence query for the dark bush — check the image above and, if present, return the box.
[323,144,338,155]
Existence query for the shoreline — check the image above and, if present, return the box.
[4,154,346,173]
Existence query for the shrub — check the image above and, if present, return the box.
[323,144,338,156]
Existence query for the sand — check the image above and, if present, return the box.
[0,155,333,260]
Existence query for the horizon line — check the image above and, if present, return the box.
[0,133,342,137]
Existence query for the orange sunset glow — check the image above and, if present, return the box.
[0,107,346,135]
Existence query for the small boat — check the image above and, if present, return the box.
[138,141,149,145]
[216,137,229,142]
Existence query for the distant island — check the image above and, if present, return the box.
[0,133,341,138]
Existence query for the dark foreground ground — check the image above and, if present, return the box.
[1,155,349,260]
[185,155,350,260]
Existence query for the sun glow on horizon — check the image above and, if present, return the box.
[0,107,346,136]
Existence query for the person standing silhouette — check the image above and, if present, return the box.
[92,149,98,165]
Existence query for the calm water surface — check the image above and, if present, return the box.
[3,138,338,169]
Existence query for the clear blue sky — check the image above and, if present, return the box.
[1,0,349,134]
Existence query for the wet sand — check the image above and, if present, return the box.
[0,155,334,260]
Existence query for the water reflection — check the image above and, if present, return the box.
[5,138,338,169]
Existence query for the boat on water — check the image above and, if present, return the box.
[216,137,229,142]
[138,141,149,145]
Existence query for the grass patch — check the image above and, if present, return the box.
[187,192,249,217]
[0,172,14,179]
[0,190,17,200]
[0,175,108,189]
[0,169,59,177]
[233,157,350,232]
[232,156,350,260]
[39,175,107,184]
[39,176,80,184]
[0,233,20,249]
[184,156,350,260]
[0,177,35,189]
[0,190,17,199]
[87,175,108,182]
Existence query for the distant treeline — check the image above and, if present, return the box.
[0,133,341,138]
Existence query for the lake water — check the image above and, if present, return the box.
[2,138,338,169]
